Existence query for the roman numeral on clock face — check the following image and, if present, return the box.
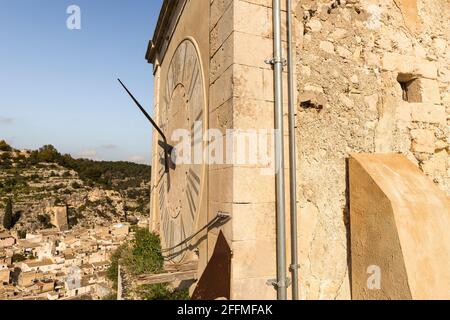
[162,209,169,242]
[187,169,200,196]
[191,120,203,147]
[188,65,199,102]
[186,168,200,222]
[169,220,176,252]
[159,181,165,209]
[180,215,187,251]
[181,42,188,82]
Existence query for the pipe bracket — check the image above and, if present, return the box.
[289,264,300,271]
[266,277,291,289]
[217,211,231,220]
[265,58,287,66]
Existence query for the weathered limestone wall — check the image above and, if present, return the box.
[295,0,450,299]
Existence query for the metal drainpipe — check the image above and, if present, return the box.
[272,0,288,301]
[286,0,299,301]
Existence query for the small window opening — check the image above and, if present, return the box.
[399,81,411,101]
[397,74,417,102]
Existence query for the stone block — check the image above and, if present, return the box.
[410,103,446,125]
[232,202,276,241]
[234,0,270,38]
[209,65,233,111]
[410,129,435,154]
[234,64,264,99]
[337,46,352,59]
[231,277,277,300]
[209,99,233,135]
[210,31,234,83]
[330,28,347,40]
[421,150,448,176]
[210,2,234,56]
[209,167,233,203]
[234,32,273,70]
[233,167,275,203]
[233,98,274,130]
[210,0,233,30]
[319,41,335,55]
[382,53,437,79]
[0,269,10,284]
[396,102,412,130]
[438,67,450,83]
[406,79,441,104]
[306,19,322,33]
[231,239,276,280]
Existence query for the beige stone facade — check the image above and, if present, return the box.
[0,269,10,285]
[49,206,69,231]
[148,0,450,300]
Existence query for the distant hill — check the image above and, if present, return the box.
[0,140,151,233]
[0,142,151,190]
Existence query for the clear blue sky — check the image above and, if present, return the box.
[0,0,163,164]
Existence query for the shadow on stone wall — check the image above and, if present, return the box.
[344,158,352,299]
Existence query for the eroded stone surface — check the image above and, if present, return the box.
[296,0,450,300]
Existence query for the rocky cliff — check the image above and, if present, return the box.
[0,141,151,235]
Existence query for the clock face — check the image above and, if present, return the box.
[158,39,205,262]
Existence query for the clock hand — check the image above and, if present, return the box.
[118,78,174,173]
[158,141,176,170]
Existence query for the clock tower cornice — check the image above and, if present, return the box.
[145,0,188,68]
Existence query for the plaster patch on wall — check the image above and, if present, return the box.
[393,0,422,33]
[365,4,382,30]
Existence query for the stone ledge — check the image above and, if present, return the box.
[382,53,437,79]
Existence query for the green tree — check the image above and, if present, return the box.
[36,145,60,163]
[3,198,13,230]
[0,140,12,152]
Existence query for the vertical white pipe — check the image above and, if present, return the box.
[272,0,288,301]
[286,0,300,300]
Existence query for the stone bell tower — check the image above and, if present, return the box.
[147,0,450,300]
[147,0,298,300]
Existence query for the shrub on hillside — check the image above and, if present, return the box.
[0,140,12,152]
[3,198,13,230]
[106,228,188,300]
[137,283,190,301]
[37,214,53,228]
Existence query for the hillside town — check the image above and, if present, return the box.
[0,217,147,300]
[0,141,152,300]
